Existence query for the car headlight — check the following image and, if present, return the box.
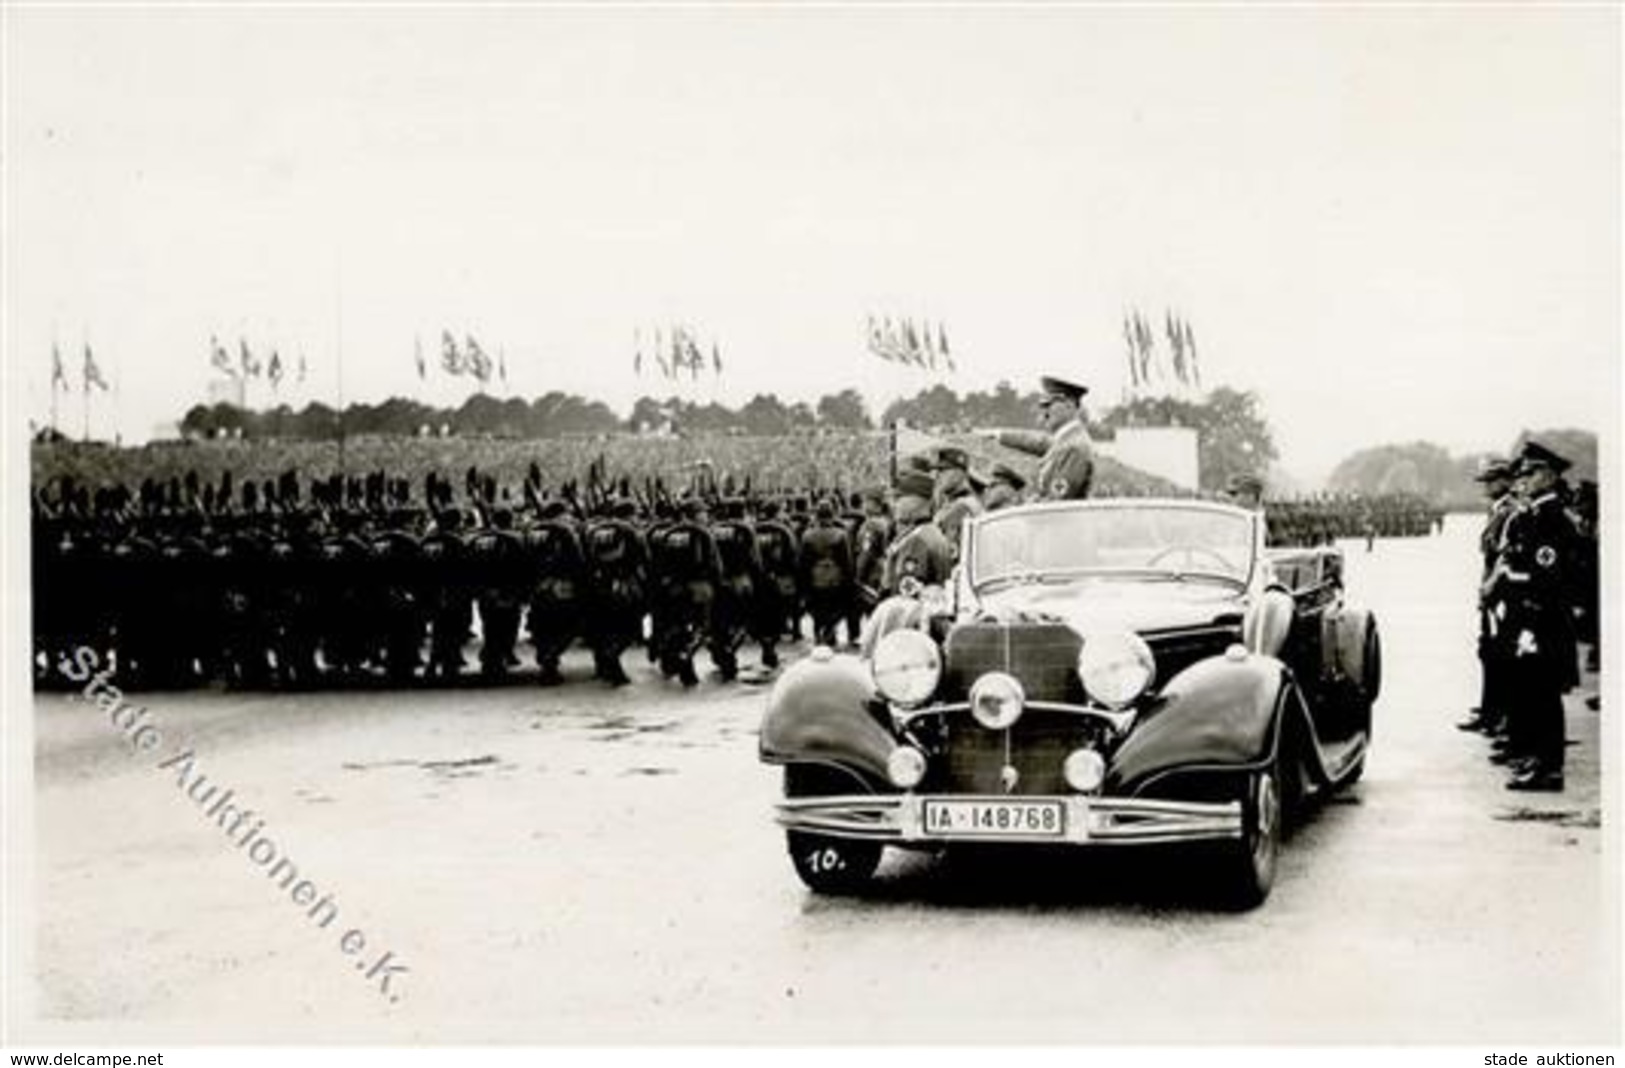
[968,671,1025,730]
[872,629,941,708]
[886,746,928,789]
[1063,748,1106,793]
[1077,631,1155,710]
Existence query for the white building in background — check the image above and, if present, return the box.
[205,376,244,407]
[1097,426,1200,491]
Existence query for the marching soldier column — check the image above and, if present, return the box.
[29,371,1532,697]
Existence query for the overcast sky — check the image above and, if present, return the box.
[6,5,1618,482]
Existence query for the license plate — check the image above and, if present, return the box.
[921,799,1066,839]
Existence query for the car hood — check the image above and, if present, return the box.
[976,576,1246,635]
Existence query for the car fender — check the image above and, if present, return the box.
[759,654,896,792]
[1107,653,1290,797]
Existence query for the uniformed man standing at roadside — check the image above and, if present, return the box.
[993,376,1095,501]
[1488,441,1579,792]
[1458,457,1519,739]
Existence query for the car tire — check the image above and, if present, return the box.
[1217,762,1281,910]
[786,831,881,895]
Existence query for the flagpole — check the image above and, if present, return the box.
[49,341,59,437]
[335,268,346,479]
[81,333,90,443]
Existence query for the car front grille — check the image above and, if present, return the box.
[934,709,1099,796]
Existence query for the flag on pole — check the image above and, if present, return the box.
[239,338,261,378]
[415,335,427,380]
[465,334,492,383]
[268,350,284,390]
[211,335,237,378]
[52,343,68,391]
[297,352,308,384]
[83,344,109,392]
[498,348,507,384]
[711,341,722,376]
[441,330,464,375]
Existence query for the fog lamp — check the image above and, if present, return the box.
[1063,748,1107,793]
[886,746,928,789]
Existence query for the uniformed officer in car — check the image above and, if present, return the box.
[881,468,954,595]
[982,464,1027,512]
[931,446,985,556]
[993,375,1095,501]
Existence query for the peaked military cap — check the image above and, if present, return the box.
[1039,375,1089,403]
[893,468,936,500]
[1515,440,1572,474]
[1472,456,1515,482]
[1225,472,1264,496]
[934,446,970,471]
[991,463,1027,490]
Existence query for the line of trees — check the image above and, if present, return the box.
[1328,429,1597,509]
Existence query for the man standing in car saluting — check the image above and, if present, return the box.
[990,375,1096,501]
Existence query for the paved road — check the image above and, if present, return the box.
[21,516,1617,1044]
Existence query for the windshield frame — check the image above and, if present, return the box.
[964,499,1260,594]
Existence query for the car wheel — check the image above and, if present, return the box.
[786,831,881,895]
[1217,765,1281,909]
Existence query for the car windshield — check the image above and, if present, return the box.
[970,503,1255,588]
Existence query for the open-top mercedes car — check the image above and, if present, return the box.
[759,498,1379,907]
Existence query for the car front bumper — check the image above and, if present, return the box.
[775,793,1243,846]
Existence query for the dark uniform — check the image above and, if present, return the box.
[708,499,759,680]
[581,501,648,685]
[422,510,473,679]
[468,509,526,678]
[1458,459,1519,738]
[749,502,799,669]
[798,501,856,647]
[371,521,428,683]
[1491,442,1580,791]
[524,505,587,684]
[647,501,721,686]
